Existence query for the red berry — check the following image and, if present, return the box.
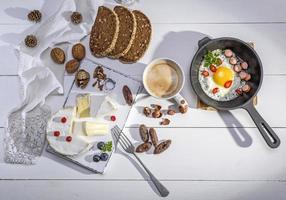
[202,70,209,77]
[224,80,233,88]
[66,136,72,142]
[61,117,67,123]
[210,64,217,72]
[212,87,219,94]
[110,115,116,121]
[53,131,60,137]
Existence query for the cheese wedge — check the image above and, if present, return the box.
[76,94,90,118]
[84,121,109,136]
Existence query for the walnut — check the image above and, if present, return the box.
[72,43,85,61]
[50,48,65,64]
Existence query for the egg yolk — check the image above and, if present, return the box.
[213,66,234,87]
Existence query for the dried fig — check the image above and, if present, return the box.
[149,128,158,146]
[139,124,149,142]
[65,59,79,74]
[154,140,172,154]
[72,43,86,61]
[136,142,152,153]
[122,85,133,106]
[51,47,65,64]
[160,118,170,126]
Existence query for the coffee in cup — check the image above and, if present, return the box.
[143,58,188,113]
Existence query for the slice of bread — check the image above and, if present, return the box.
[89,6,119,57]
[119,10,152,63]
[108,6,137,58]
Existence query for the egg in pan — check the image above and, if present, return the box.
[198,49,251,101]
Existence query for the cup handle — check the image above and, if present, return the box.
[173,93,188,113]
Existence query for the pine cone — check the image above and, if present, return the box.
[71,12,82,24]
[27,10,42,23]
[25,35,37,48]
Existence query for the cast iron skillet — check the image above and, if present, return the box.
[190,37,280,148]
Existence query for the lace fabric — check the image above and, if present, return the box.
[4,104,51,164]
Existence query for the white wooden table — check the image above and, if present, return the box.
[1,0,286,199]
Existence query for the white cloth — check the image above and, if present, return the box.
[4,0,103,164]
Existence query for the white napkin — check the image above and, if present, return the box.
[4,0,103,164]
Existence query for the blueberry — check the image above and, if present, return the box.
[100,153,109,161]
[97,141,105,150]
[93,155,101,162]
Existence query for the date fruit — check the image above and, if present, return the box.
[136,142,152,153]
[149,128,158,146]
[139,124,149,142]
[122,85,133,106]
[154,140,172,154]
[65,59,79,74]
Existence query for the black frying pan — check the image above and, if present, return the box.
[190,37,280,148]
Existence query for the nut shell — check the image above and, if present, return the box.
[72,43,86,61]
[76,69,90,89]
[65,59,80,74]
[154,140,172,154]
[51,47,65,64]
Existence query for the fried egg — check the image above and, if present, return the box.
[199,49,242,101]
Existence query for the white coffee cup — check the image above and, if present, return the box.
[143,58,188,111]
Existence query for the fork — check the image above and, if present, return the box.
[112,125,169,197]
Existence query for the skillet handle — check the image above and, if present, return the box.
[198,37,211,48]
[243,102,280,148]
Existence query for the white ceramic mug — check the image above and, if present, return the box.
[143,58,188,111]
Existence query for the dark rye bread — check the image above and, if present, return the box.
[90,6,119,57]
[108,6,137,58]
[120,10,151,63]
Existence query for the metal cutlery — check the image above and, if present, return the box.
[112,125,169,197]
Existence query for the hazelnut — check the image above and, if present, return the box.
[179,104,188,114]
[143,107,151,117]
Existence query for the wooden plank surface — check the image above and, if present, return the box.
[0,0,286,24]
[0,180,286,200]
[0,0,286,199]
[1,127,286,180]
[1,24,286,75]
